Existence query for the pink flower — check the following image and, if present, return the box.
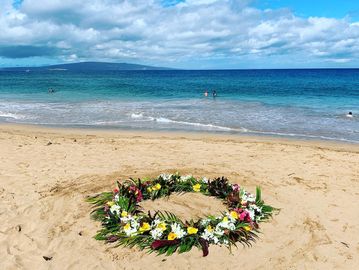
[239,210,251,222]
[232,184,240,192]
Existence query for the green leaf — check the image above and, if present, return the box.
[255,186,262,204]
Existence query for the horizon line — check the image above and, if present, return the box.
[1,61,359,71]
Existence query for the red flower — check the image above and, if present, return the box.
[113,188,119,193]
[128,185,143,202]
[151,239,180,250]
[136,189,143,202]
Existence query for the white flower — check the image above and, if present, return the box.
[201,177,209,184]
[201,224,217,242]
[159,173,172,181]
[249,204,262,213]
[247,209,255,220]
[214,226,224,236]
[201,230,214,241]
[150,228,164,240]
[180,175,192,181]
[170,223,186,239]
[241,191,256,203]
[110,205,121,215]
[123,219,139,236]
[121,214,139,223]
[200,218,211,226]
[217,217,235,230]
[151,219,161,226]
[114,194,120,202]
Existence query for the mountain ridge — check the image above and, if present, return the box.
[1,61,174,71]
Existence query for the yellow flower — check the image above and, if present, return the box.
[153,183,161,191]
[121,211,128,217]
[140,222,151,232]
[206,225,213,232]
[123,223,131,230]
[107,201,115,207]
[167,232,177,240]
[222,216,229,222]
[187,227,198,235]
[157,223,167,231]
[147,187,152,192]
[230,211,238,220]
[244,225,251,231]
[193,183,201,192]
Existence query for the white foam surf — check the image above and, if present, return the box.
[154,117,248,132]
[0,111,26,120]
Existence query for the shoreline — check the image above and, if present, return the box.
[1,122,359,152]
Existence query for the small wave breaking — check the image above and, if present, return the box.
[154,117,248,132]
[0,111,26,120]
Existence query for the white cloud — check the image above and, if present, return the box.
[0,0,358,67]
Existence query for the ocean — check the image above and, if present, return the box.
[0,69,358,143]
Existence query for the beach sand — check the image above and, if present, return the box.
[1,124,358,270]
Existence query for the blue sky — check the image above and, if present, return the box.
[0,0,359,69]
[255,0,359,20]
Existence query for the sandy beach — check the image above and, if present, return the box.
[1,124,359,270]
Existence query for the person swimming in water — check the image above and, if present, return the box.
[48,88,55,93]
[212,90,217,97]
[346,111,353,118]
[204,90,208,97]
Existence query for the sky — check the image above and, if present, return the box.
[0,0,359,69]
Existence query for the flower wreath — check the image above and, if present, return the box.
[88,173,276,257]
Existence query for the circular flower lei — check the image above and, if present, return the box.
[88,173,275,256]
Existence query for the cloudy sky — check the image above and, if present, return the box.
[0,0,359,69]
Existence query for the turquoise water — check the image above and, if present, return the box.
[0,69,358,142]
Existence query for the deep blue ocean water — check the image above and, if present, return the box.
[0,69,358,143]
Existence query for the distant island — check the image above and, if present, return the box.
[0,61,174,71]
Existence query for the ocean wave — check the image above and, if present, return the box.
[0,111,26,120]
[131,113,144,119]
[154,117,248,132]
[93,120,126,125]
[130,113,155,121]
